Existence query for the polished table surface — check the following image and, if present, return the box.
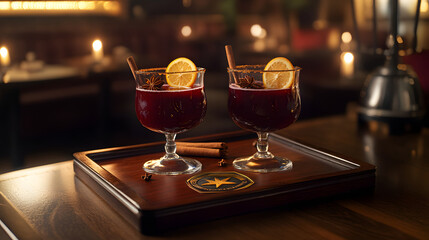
[1,115,428,239]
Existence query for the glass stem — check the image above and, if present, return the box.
[255,132,274,159]
[163,133,179,160]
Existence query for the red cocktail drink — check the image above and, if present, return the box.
[136,85,206,133]
[228,85,299,132]
[227,64,301,173]
[133,63,206,175]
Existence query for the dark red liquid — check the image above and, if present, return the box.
[228,85,300,132]
[135,86,206,133]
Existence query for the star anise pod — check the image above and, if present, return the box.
[142,75,164,90]
[218,159,227,167]
[237,76,263,89]
[142,173,152,181]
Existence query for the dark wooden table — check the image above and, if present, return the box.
[1,115,428,239]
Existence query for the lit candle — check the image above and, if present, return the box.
[92,39,104,62]
[340,52,354,77]
[0,46,11,67]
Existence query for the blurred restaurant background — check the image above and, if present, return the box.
[1,0,428,173]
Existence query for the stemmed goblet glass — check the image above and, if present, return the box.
[228,65,301,172]
[135,67,206,175]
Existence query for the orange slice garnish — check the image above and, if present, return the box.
[165,57,197,88]
[262,57,294,89]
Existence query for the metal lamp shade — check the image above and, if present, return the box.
[359,65,425,120]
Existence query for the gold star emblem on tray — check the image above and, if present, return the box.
[187,172,254,193]
[202,177,236,188]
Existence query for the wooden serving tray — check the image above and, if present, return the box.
[73,131,375,235]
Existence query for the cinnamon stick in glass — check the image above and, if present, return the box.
[225,45,238,83]
[126,56,138,80]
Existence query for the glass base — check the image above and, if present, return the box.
[233,153,293,173]
[143,157,202,175]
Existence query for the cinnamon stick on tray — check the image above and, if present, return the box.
[176,142,227,149]
[176,142,227,158]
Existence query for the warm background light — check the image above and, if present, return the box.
[340,52,354,78]
[250,24,267,39]
[341,32,352,43]
[421,0,428,12]
[92,39,103,62]
[92,39,102,51]
[0,1,121,15]
[0,46,10,66]
[181,25,192,37]
[182,0,191,8]
[0,46,8,57]
[250,24,262,37]
[343,52,354,64]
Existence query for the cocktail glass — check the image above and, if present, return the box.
[228,65,301,172]
[135,67,206,175]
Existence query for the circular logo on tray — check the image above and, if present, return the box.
[187,172,254,193]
